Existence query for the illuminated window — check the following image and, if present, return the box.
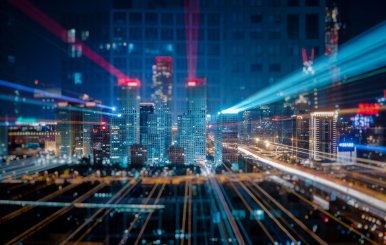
[67,28,76,43]
[74,72,82,85]
[81,30,89,41]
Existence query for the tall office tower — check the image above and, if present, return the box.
[214,114,223,166]
[82,96,102,160]
[221,113,239,165]
[92,124,110,165]
[309,111,338,161]
[55,101,83,157]
[110,78,140,166]
[169,145,184,165]
[214,113,239,166]
[239,109,261,144]
[175,114,193,165]
[186,78,207,165]
[292,114,310,158]
[146,56,173,162]
[139,102,155,143]
[130,144,147,165]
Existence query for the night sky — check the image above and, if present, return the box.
[5,0,386,98]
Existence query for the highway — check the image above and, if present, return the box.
[239,144,386,214]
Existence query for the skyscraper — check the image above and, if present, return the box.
[186,78,207,165]
[82,96,102,160]
[214,113,239,166]
[92,123,110,165]
[292,114,310,158]
[147,56,173,162]
[175,114,193,165]
[110,78,140,166]
[55,101,83,157]
[309,111,338,161]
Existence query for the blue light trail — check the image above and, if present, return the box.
[0,79,115,111]
[222,21,386,113]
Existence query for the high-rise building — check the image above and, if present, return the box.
[130,144,147,165]
[92,123,110,165]
[82,96,103,160]
[215,113,239,165]
[139,102,155,143]
[145,56,173,162]
[55,95,102,159]
[309,111,338,161]
[175,114,193,164]
[186,78,207,165]
[292,114,310,158]
[169,145,184,165]
[55,101,83,157]
[110,78,140,166]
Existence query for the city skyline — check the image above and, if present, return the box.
[0,0,386,244]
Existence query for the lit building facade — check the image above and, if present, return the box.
[309,111,338,161]
[145,56,173,162]
[55,102,83,157]
[292,114,310,158]
[110,78,140,166]
[82,97,103,159]
[215,113,239,166]
[92,124,110,165]
[7,123,57,156]
[186,78,207,165]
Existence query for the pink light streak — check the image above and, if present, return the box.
[9,0,131,83]
[184,0,200,80]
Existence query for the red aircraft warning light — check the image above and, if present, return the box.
[118,78,141,87]
[155,56,173,66]
[186,78,206,87]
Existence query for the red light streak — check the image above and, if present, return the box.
[9,0,130,83]
[184,0,200,79]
